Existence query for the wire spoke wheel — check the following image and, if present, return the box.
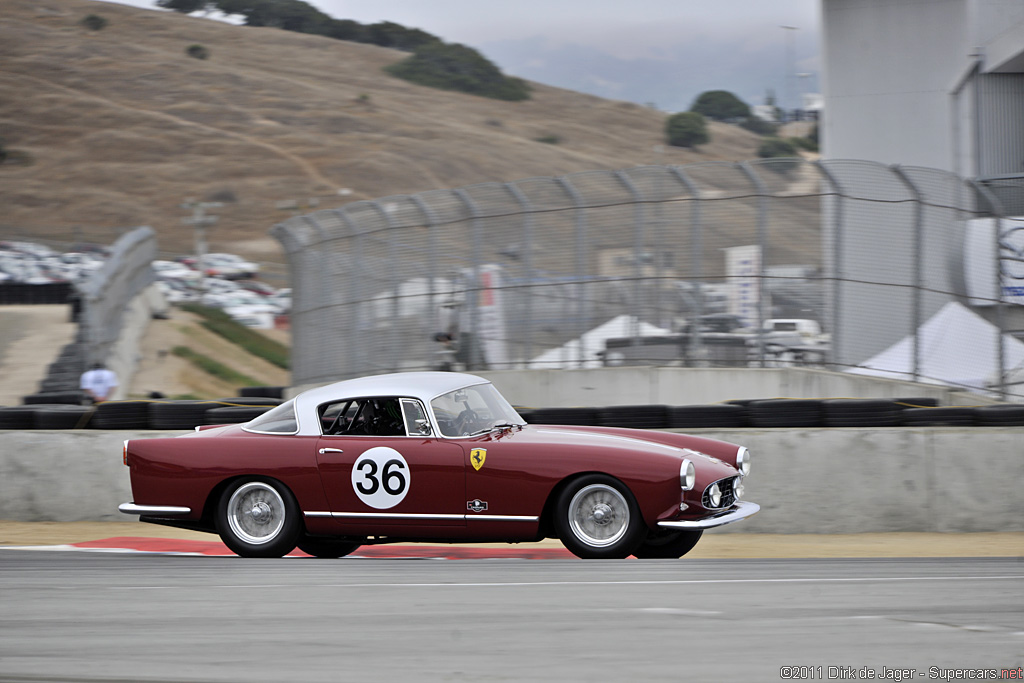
[555,475,646,559]
[568,484,630,547]
[217,478,301,558]
[227,482,286,545]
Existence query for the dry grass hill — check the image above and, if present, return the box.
[0,0,768,263]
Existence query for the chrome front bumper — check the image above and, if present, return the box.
[657,501,760,530]
[119,502,191,516]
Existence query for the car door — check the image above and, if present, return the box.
[314,397,466,530]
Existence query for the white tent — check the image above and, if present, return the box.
[528,315,671,369]
[847,301,1024,391]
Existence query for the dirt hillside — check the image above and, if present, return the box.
[0,0,765,262]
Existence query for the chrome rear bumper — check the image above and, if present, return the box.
[657,501,760,530]
[119,502,191,516]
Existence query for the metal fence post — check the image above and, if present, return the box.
[453,189,483,370]
[814,160,845,371]
[669,166,704,364]
[505,182,536,366]
[891,166,924,383]
[556,176,588,368]
[737,162,769,367]
[369,200,401,373]
[614,170,645,351]
[968,178,1009,400]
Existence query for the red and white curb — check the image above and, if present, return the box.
[2,537,576,559]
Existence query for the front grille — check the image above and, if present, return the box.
[702,476,738,509]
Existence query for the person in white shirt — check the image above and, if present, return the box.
[80,362,119,403]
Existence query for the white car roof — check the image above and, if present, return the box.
[292,371,489,426]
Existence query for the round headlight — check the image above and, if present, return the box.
[680,459,696,491]
[708,482,722,508]
[734,481,745,500]
[736,446,751,477]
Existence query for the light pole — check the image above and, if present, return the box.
[780,25,798,121]
[181,198,222,296]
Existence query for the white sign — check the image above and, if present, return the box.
[725,245,761,328]
[963,217,1024,306]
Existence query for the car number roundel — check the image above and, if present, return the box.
[351,447,410,509]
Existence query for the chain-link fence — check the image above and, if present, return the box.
[272,159,1024,400]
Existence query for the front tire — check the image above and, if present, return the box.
[632,529,703,559]
[554,474,646,559]
[216,478,301,558]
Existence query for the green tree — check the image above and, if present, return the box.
[156,0,211,12]
[385,42,531,101]
[757,137,798,158]
[690,90,751,121]
[366,21,439,51]
[665,111,709,148]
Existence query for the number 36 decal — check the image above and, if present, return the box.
[351,447,410,509]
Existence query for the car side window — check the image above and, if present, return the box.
[319,397,406,436]
[400,399,430,436]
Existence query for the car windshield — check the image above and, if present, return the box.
[244,399,297,434]
[430,383,524,437]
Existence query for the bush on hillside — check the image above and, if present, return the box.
[385,42,531,101]
[738,116,777,136]
[665,111,709,148]
[757,137,799,158]
[690,90,750,121]
[186,44,210,60]
[80,14,108,31]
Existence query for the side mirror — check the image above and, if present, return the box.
[415,419,432,436]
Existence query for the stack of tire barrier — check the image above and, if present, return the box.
[3,395,1023,430]
[0,396,281,430]
[523,398,1024,429]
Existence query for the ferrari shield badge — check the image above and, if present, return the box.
[470,448,487,471]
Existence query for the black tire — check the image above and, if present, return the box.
[821,399,902,427]
[668,404,746,429]
[633,529,703,559]
[205,406,272,425]
[529,407,600,426]
[149,400,222,430]
[974,405,1024,426]
[32,405,94,429]
[92,401,151,430]
[901,407,976,426]
[297,536,361,558]
[597,405,670,429]
[216,478,302,558]
[22,391,88,405]
[0,406,37,430]
[553,474,646,559]
[238,386,285,399]
[216,397,283,407]
[747,399,824,428]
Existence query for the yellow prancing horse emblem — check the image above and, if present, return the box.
[470,448,487,471]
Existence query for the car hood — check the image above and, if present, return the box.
[487,424,740,473]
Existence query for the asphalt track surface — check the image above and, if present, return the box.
[1,552,1022,683]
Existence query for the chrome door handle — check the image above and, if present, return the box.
[318,448,344,454]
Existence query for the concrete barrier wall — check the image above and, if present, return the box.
[480,367,990,408]
[2,428,1020,533]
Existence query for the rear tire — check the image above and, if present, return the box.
[554,474,646,559]
[216,478,301,558]
[632,529,703,559]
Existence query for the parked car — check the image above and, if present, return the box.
[120,372,758,559]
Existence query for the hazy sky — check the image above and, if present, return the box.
[95,0,821,112]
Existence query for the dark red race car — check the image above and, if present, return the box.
[120,372,759,559]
